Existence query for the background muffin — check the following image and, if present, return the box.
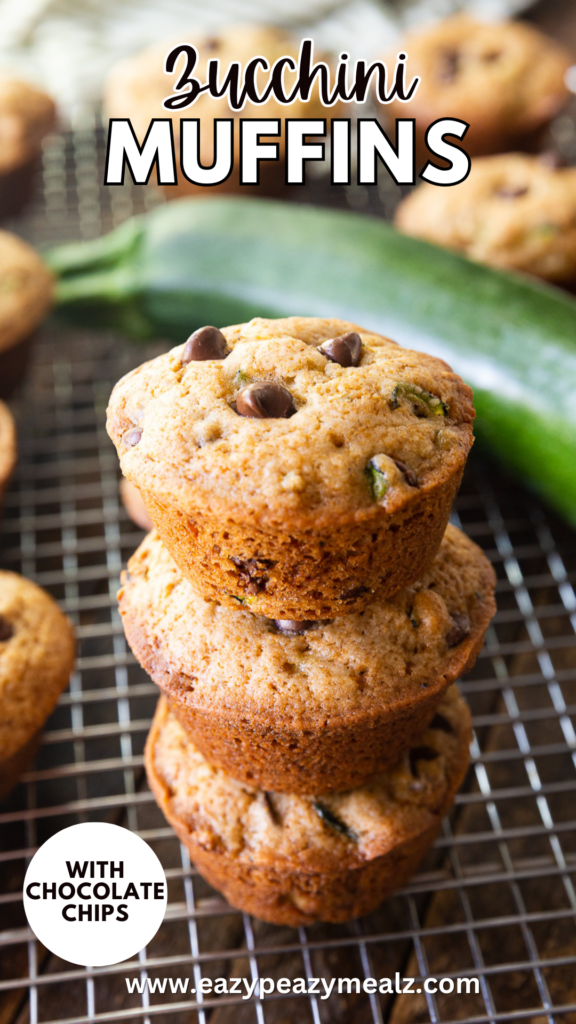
[120,524,494,793]
[0,230,53,399]
[395,153,576,284]
[0,400,16,506]
[0,570,75,799]
[0,72,56,219]
[104,26,333,198]
[107,316,475,619]
[386,16,571,158]
[146,687,471,926]
[120,477,153,531]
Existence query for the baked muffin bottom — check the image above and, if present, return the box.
[141,467,463,618]
[120,525,495,793]
[146,687,472,926]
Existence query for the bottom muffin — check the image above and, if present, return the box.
[146,687,472,926]
[0,570,75,799]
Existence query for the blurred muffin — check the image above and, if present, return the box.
[104,26,333,198]
[386,16,571,158]
[0,400,16,506]
[395,153,576,283]
[0,73,56,219]
[0,230,53,399]
[120,477,153,531]
[0,571,75,800]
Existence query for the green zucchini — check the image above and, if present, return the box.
[48,196,576,527]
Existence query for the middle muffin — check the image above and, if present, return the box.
[119,524,495,794]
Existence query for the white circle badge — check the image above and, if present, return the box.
[23,822,167,966]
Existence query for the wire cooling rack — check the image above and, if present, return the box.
[1,116,576,1024]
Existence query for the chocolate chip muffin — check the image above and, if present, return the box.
[0,400,16,505]
[104,26,332,199]
[0,72,56,219]
[0,571,75,799]
[386,16,571,158]
[146,686,471,926]
[0,230,53,399]
[120,524,494,794]
[107,317,474,619]
[396,153,576,284]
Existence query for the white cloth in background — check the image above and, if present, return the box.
[0,0,534,119]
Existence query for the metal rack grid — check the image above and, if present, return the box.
[0,119,576,1024]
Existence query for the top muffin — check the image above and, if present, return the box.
[107,317,473,618]
[386,15,571,157]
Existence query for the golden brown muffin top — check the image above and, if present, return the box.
[0,400,16,492]
[0,72,55,174]
[119,524,495,721]
[396,153,576,282]
[105,25,331,163]
[0,571,75,760]
[0,230,54,353]
[148,686,471,871]
[387,15,570,136]
[106,316,474,529]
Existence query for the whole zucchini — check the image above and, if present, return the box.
[48,196,576,527]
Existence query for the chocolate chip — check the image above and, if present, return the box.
[0,614,13,641]
[409,746,439,778]
[495,185,529,200]
[123,428,142,446]
[313,801,358,841]
[182,326,229,363]
[264,792,281,825]
[236,382,295,419]
[274,619,313,635]
[340,584,370,602]
[319,332,362,368]
[438,49,459,82]
[393,459,418,487]
[204,37,220,51]
[429,712,453,734]
[446,613,471,646]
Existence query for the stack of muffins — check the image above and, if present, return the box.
[107,316,496,926]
